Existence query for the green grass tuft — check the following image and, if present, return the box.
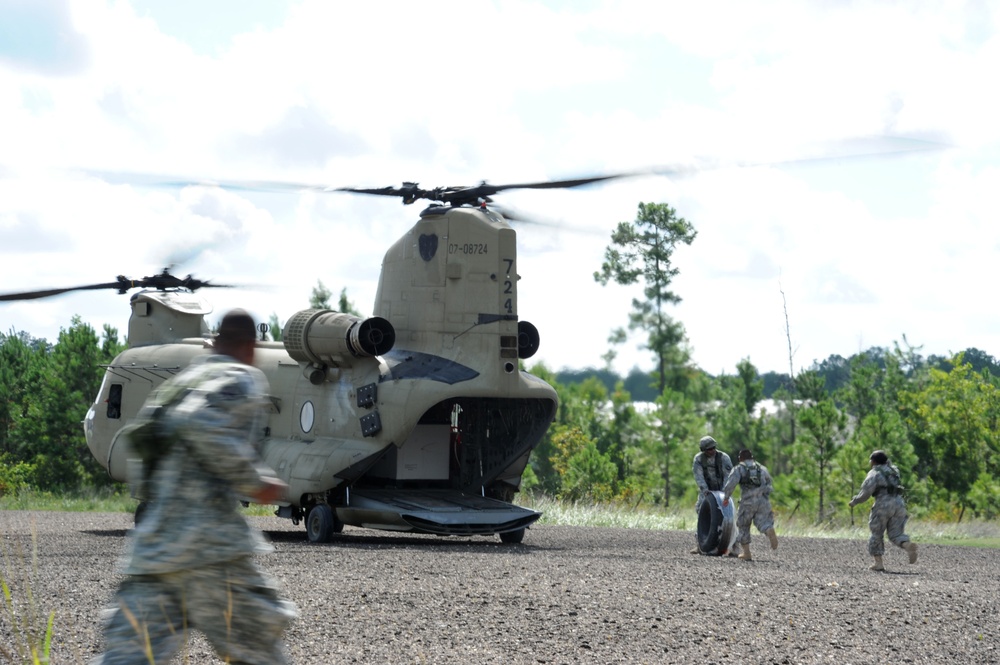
[4,488,999,547]
[518,492,1000,546]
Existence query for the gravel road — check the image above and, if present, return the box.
[1,510,998,664]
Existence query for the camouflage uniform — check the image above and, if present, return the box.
[691,447,739,555]
[850,463,911,557]
[692,449,733,513]
[94,355,296,665]
[722,459,775,545]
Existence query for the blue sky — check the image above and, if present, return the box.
[1,0,998,376]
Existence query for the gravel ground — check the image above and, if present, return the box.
[2,510,998,664]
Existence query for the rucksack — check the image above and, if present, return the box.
[742,461,763,487]
[878,466,904,496]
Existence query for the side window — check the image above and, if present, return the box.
[107,383,123,419]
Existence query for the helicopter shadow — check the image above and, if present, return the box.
[81,528,131,538]
[262,529,558,555]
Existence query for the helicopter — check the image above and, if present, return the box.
[0,174,626,544]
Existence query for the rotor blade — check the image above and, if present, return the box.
[485,173,630,193]
[337,186,419,197]
[0,281,129,302]
[641,135,949,178]
[84,170,339,195]
[486,203,604,234]
[0,273,235,303]
[77,134,946,206]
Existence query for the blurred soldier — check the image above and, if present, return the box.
[848,449,918,571]
[690,435,738,556]
[94,309,296,665]
[722,449,778,561]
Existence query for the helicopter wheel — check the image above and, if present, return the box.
[305,504,339,543]
[499,528,525,545]
[134,501,149,525]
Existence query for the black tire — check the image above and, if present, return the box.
[499,528,526,544]
[697,493,723,553]
[134,501,149,525]
[306,504,335,543]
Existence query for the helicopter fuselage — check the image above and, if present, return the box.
[84,204,558,542]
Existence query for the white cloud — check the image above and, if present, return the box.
[1,0,998,377]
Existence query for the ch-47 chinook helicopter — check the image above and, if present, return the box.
[0,174,622,544]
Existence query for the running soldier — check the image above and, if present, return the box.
[722,448,778,561]
[94,309,296,664]
[690,435,738,556]
[848,449,918,571]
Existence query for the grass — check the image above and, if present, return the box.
[1,520,55,665]
[518,493,1000,548]
[4,488,1000,547]
[0,487,137,513]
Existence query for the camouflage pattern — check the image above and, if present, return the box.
[850,463,911,556]
[96,558,295,665]
[95,354,295,664]
[692,449,733,513]
[722,460,775,545]
[691,448,739,553]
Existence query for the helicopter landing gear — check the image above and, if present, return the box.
[134,501,149,525]
[499,528,525,544]
[305,504,343,543]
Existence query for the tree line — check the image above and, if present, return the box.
[3,318,998,523]
[525,200,1000,523]
[3,202,998,524]
[527,345,1000,523]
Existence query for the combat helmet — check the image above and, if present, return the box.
[869,450,889,465]
[699,436,717,451]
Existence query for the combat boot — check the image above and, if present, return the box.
[738,542,752,561]
[869,555,884,571]
[690,545,701,555]
[766,527,778,550]
[903,541,918,564]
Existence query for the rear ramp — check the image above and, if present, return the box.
[338,488,540,536]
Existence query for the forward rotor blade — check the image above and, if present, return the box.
[0,272,234,303]
[0,282,128,302]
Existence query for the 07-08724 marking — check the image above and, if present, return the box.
[449,243,488,255]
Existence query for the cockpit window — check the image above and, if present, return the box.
[107,384,123,419]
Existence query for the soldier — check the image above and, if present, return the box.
[721,449,778,561]
[690,435,739,556]
[848,449,918,571]
[94,309,296,665]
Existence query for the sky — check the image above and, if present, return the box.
[1,0,998,378]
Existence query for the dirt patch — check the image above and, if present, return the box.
[1,511,997,664]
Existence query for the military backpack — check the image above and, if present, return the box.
[878,466,905,497]
[741,461,763,487]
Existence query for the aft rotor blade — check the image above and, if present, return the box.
[486,173,629,193]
